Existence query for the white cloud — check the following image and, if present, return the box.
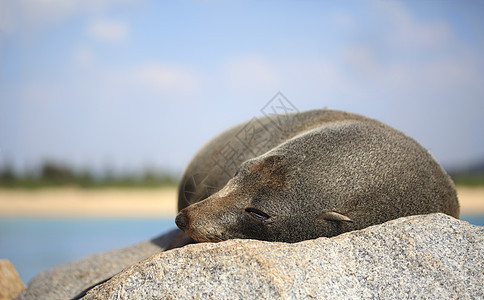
[224,56,279,92]
[343,45,380,76]
[131,63,201,97]
[87,19,129,42]
[338,44,483,100]
[277,59,349,100]
[319,0,484,100]
[1,0,77,32]
[0,0,136,35]
[372,0,453,49]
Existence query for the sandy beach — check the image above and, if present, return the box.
[0,188,178,218]
[0,186,483,218]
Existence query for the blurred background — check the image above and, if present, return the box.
[1,0,483,285]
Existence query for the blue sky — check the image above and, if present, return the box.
[1,0,483,175]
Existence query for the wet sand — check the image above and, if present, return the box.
[0,186,483,218]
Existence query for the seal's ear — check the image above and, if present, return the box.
[318,211,353,223]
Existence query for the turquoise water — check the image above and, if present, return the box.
[0,216,482,285]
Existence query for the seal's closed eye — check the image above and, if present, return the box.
[245,207,270,222]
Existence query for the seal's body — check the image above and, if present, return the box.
[176,109,459,243]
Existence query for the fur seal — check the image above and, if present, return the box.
[175,109,459,243]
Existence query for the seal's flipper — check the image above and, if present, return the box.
[165,230,196,250]
[319,211,353,223]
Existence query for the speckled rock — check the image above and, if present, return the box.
[83,214,484,299]
[0,259,25,300]
[17,229,179,300]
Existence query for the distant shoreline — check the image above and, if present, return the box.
[0,186,483,218]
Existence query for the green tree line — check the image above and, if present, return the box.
[0,162,179,189]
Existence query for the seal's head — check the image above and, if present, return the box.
[175,154,354,243]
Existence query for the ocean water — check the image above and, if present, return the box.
[0,215,482,285]
[0,218,177,284]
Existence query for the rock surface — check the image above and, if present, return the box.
[0,259,25,300]
[17,229,179,300]
[83,214,484,299]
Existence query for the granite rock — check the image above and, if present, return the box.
[83,214,484,299]
[0,259,25,300]
[17,229,179,300]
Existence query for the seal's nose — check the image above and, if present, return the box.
[175,210,189,231]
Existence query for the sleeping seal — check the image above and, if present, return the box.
[175,109,459,243]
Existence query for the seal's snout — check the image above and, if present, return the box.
[175,210,189,231]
